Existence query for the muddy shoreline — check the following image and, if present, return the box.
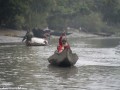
[0,29,25,44]
[0,29,118,44]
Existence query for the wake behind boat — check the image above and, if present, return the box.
[48,49,78,67]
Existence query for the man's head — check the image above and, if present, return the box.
[62,39,67,44]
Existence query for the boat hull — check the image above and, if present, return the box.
[26,42,47,46]
[48,49,78,67]
[26,37,48,46]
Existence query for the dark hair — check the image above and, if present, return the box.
[62,39,67,43]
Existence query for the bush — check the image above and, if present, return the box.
[14,15,25,29]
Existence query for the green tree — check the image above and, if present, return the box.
[94,0,120,23]
[0,0,30,29]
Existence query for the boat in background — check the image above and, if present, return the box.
[32,28,50,38]
[26,37,48,46]
[48,49,78,67]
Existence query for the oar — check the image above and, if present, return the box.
[63,30,70,45]
[64,30,67,41]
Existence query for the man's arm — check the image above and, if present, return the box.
[59,33,65,45]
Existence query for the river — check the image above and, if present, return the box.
[0,36,120,90]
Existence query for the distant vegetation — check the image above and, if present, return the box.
[0,0,120,35]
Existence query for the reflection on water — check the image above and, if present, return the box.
[0,37,120,90]
[48,65,78,79]
[69,37,120,48]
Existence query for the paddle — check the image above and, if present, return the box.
[64,30,68,42]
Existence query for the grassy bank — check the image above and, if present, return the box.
[0,28,26,37]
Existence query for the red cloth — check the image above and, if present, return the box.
[57,34,70,52]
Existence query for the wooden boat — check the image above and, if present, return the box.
[93,32,113,37]
[32,28,50,38]
[48,49,78,67]
[26,37,48,46]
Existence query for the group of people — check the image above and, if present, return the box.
[22,29,50,45]
[22,29,70,53]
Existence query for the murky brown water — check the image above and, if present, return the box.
[0,36,120,90]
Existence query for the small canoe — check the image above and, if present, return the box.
[48,49,78,67]
[26,37,48,46]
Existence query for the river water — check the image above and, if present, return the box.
[0,36,120,90]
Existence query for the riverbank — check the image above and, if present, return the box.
[0,29,26,43]
[0,28,118,44]
[0,28,26,37]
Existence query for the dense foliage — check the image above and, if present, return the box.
[0,0,120,34]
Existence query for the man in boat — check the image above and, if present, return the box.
[22,30,33,45]
[57,32,70,53]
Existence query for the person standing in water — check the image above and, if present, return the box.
[22,29,33,45]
